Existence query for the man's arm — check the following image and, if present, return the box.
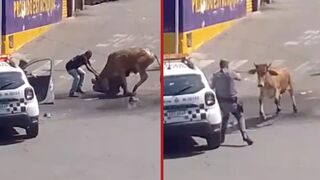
[231,71,241,81]
[83,56,99,77]
[210,74,216,89]
[85,64,98,77]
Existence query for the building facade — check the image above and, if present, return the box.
[1,0,73,54]
[164,0,254,54]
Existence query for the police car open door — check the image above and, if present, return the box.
[21,58,55,104]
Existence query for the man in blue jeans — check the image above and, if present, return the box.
[65,50,98,97]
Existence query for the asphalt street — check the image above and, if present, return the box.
[0,0,160,180]
[164,0,320,179]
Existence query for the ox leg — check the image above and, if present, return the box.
[120,74,134,96]
[100,78,110,92]
[275,89,282,114]
[132,71,148,94]
[259,95,267,120]
[288,88,298,113]
[132,71,148,93]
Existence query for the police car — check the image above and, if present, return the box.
[0,55,54,138]
[163,54,222,149]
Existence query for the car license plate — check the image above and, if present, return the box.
[167,110,186,117]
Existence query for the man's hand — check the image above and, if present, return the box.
[232,71,241,81]
[85,64,99,77]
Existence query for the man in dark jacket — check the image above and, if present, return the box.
[65,50,98,97]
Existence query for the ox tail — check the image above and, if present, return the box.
[154,54,160,66]
[143,48,160,66]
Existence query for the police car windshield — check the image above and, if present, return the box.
[0,72,25,90]
[164,74,204,96]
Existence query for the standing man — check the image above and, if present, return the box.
[65,50,99,97]
[211,59,253,145]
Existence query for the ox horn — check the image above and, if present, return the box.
[268,63,272,68]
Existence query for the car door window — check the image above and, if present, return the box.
[23,59,53,103]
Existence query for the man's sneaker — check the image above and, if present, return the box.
[220,135,225,144]
[69,93,79,97]
[76,89,85,94]
[243,137,253,146]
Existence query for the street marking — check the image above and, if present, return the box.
[271,59,285,67]
[33,59,64,74]
[32,64,47,74]
[284,30,320,46]
[294,61,311,72]
[194,59,216,69]
[230,60,248,70]
[244,76,256,82]
[96,43,109,47]
[302,33,315,41]
[300,91,307,95]
[304,35,320,46]
[190,52,208,59]
[284,41,299,46]
[304,30,320,34]
[113,34,128,38]
[307,96,320,100]
[142,35,154,40]
[54,60,63,66]
[84,98,99,101]
[59,75,71,80]
[113,35,135,48]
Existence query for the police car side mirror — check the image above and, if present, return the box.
[19,60,28,69]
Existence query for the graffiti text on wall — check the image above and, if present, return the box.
[192,0,241,13]
[14,0,56,18]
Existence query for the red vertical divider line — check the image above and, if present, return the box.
[160,0,164,178]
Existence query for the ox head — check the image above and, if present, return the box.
[248,63,279,88]
[91,76,103,92]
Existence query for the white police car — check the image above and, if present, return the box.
[0,57,54,138]
[163,54,222,149]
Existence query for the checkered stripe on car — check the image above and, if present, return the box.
[6,99,27,114]
[164,104,208,122]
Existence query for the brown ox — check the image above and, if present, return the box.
[248,63,298,120]
[91,47,158,97]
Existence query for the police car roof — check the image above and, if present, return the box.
[0,61,21,73]
[164,61,202,76]
[163,53,189,61]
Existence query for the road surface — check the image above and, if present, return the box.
[164,0,320,179]
[0,0,160,180]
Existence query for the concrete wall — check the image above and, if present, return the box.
[1,0,63,54]
[164,0,253,54]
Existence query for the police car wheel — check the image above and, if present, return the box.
[206,133,221,150]
[26,123,39,139]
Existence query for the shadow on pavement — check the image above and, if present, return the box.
[0,128,26,146]
[228,113,278,131]
[54,92,131,100]
[221,144,247,148]
[164,115,279,160]
[164,136,206,159]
